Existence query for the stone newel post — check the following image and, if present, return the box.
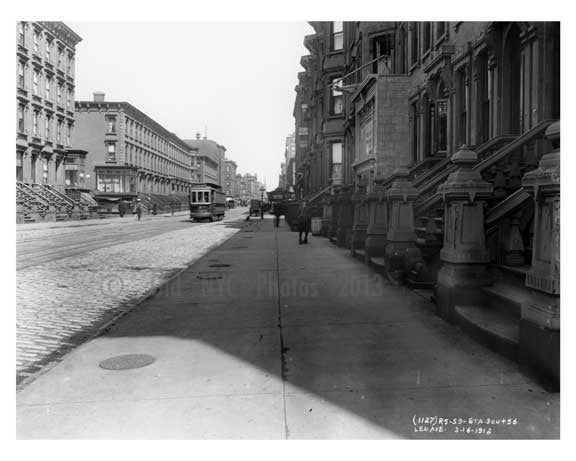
[384,167,422,283]
[364,175,389,263]
[519,120,560,388]
[350,180,369,255]
[435,146,493,321]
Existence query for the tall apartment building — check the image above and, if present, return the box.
[16,21,82,190]
[73,93,193,205]
[184,134,226,186]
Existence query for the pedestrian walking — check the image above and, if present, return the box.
[152,203,158,216]
[134,200,142,221]
[273,201,285,228]
[118,200,126,218]
[297,200,311,244]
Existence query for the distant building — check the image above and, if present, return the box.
[73,92,193,205]
[16,21,82,190]
[223,159,237,198]
[184,134,226,186]
[284,133,295,192]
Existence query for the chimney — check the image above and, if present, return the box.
[93,92,105,102]
[196,132,201,140]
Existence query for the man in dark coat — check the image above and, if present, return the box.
[297,201,312,244]
[118,200,126,218]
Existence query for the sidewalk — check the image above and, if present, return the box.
[16,216,559,439]
[16,210,193,232]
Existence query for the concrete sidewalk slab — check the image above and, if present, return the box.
[16,215,559,439]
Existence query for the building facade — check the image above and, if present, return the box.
[292,21,560,387]
[184,134,226,186]
[73,93,193,205]
[223,159,238,198]
[16,21,82,190]
[284,132,296,193]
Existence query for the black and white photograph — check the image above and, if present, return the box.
[7,0,570,454]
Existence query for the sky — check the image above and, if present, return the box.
[68,22,314,190]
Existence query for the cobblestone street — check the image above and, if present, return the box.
[16,208,247,386]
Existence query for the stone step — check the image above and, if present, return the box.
[455,304,519,361]
[481,281,533,317]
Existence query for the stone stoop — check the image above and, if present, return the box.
[453,281,533,362]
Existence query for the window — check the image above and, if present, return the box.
[18,61,25,88]
[358,100,375,160]
[456,68,467,147]
[105,115,117,133]
[66,54,72,74]
[332,21,343,51]
[45,77,51,100]
[17,104,25,132]
[410,101,420,163]
[33,70,39,95]
[422,22,431,54]
[410,22,419,65]
[17,152,23,181]
[33,111,39,136]
[66,123,72,146]
[33,31,39,53]
[371,33,394,74]
[45,115,51,140]
[42,159,48,184]
[436,22,446,40]
[57,120,62,143]
[331,78,343,115]
[18,23,25,46]
[58,49,64,69]
[46,40,52,62]
[106,143,116,162]
[57,84,62,104]
[67,88,72,108]
[331,142,343,184]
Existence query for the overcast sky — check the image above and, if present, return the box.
[68,22,314,190]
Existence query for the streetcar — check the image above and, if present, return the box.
[189,183,226,221]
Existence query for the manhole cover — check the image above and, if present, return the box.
[196,272,224,280]
[209,263,231,268]
[99,354,155,370]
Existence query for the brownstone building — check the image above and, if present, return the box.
[15,21,97,223]
[293,21,560,388]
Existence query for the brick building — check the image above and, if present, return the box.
[293,22,560,388]
[73,93,193,208]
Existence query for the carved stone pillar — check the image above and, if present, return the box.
[519,120,560,389]
[364,175,389,263]
[350,181,369,255]
[435,146,493,321]
[336,185,354,248]
[384,167,423,283]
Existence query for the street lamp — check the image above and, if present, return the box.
[259,186,266,219]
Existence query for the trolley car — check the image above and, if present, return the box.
[189,183,226,221]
